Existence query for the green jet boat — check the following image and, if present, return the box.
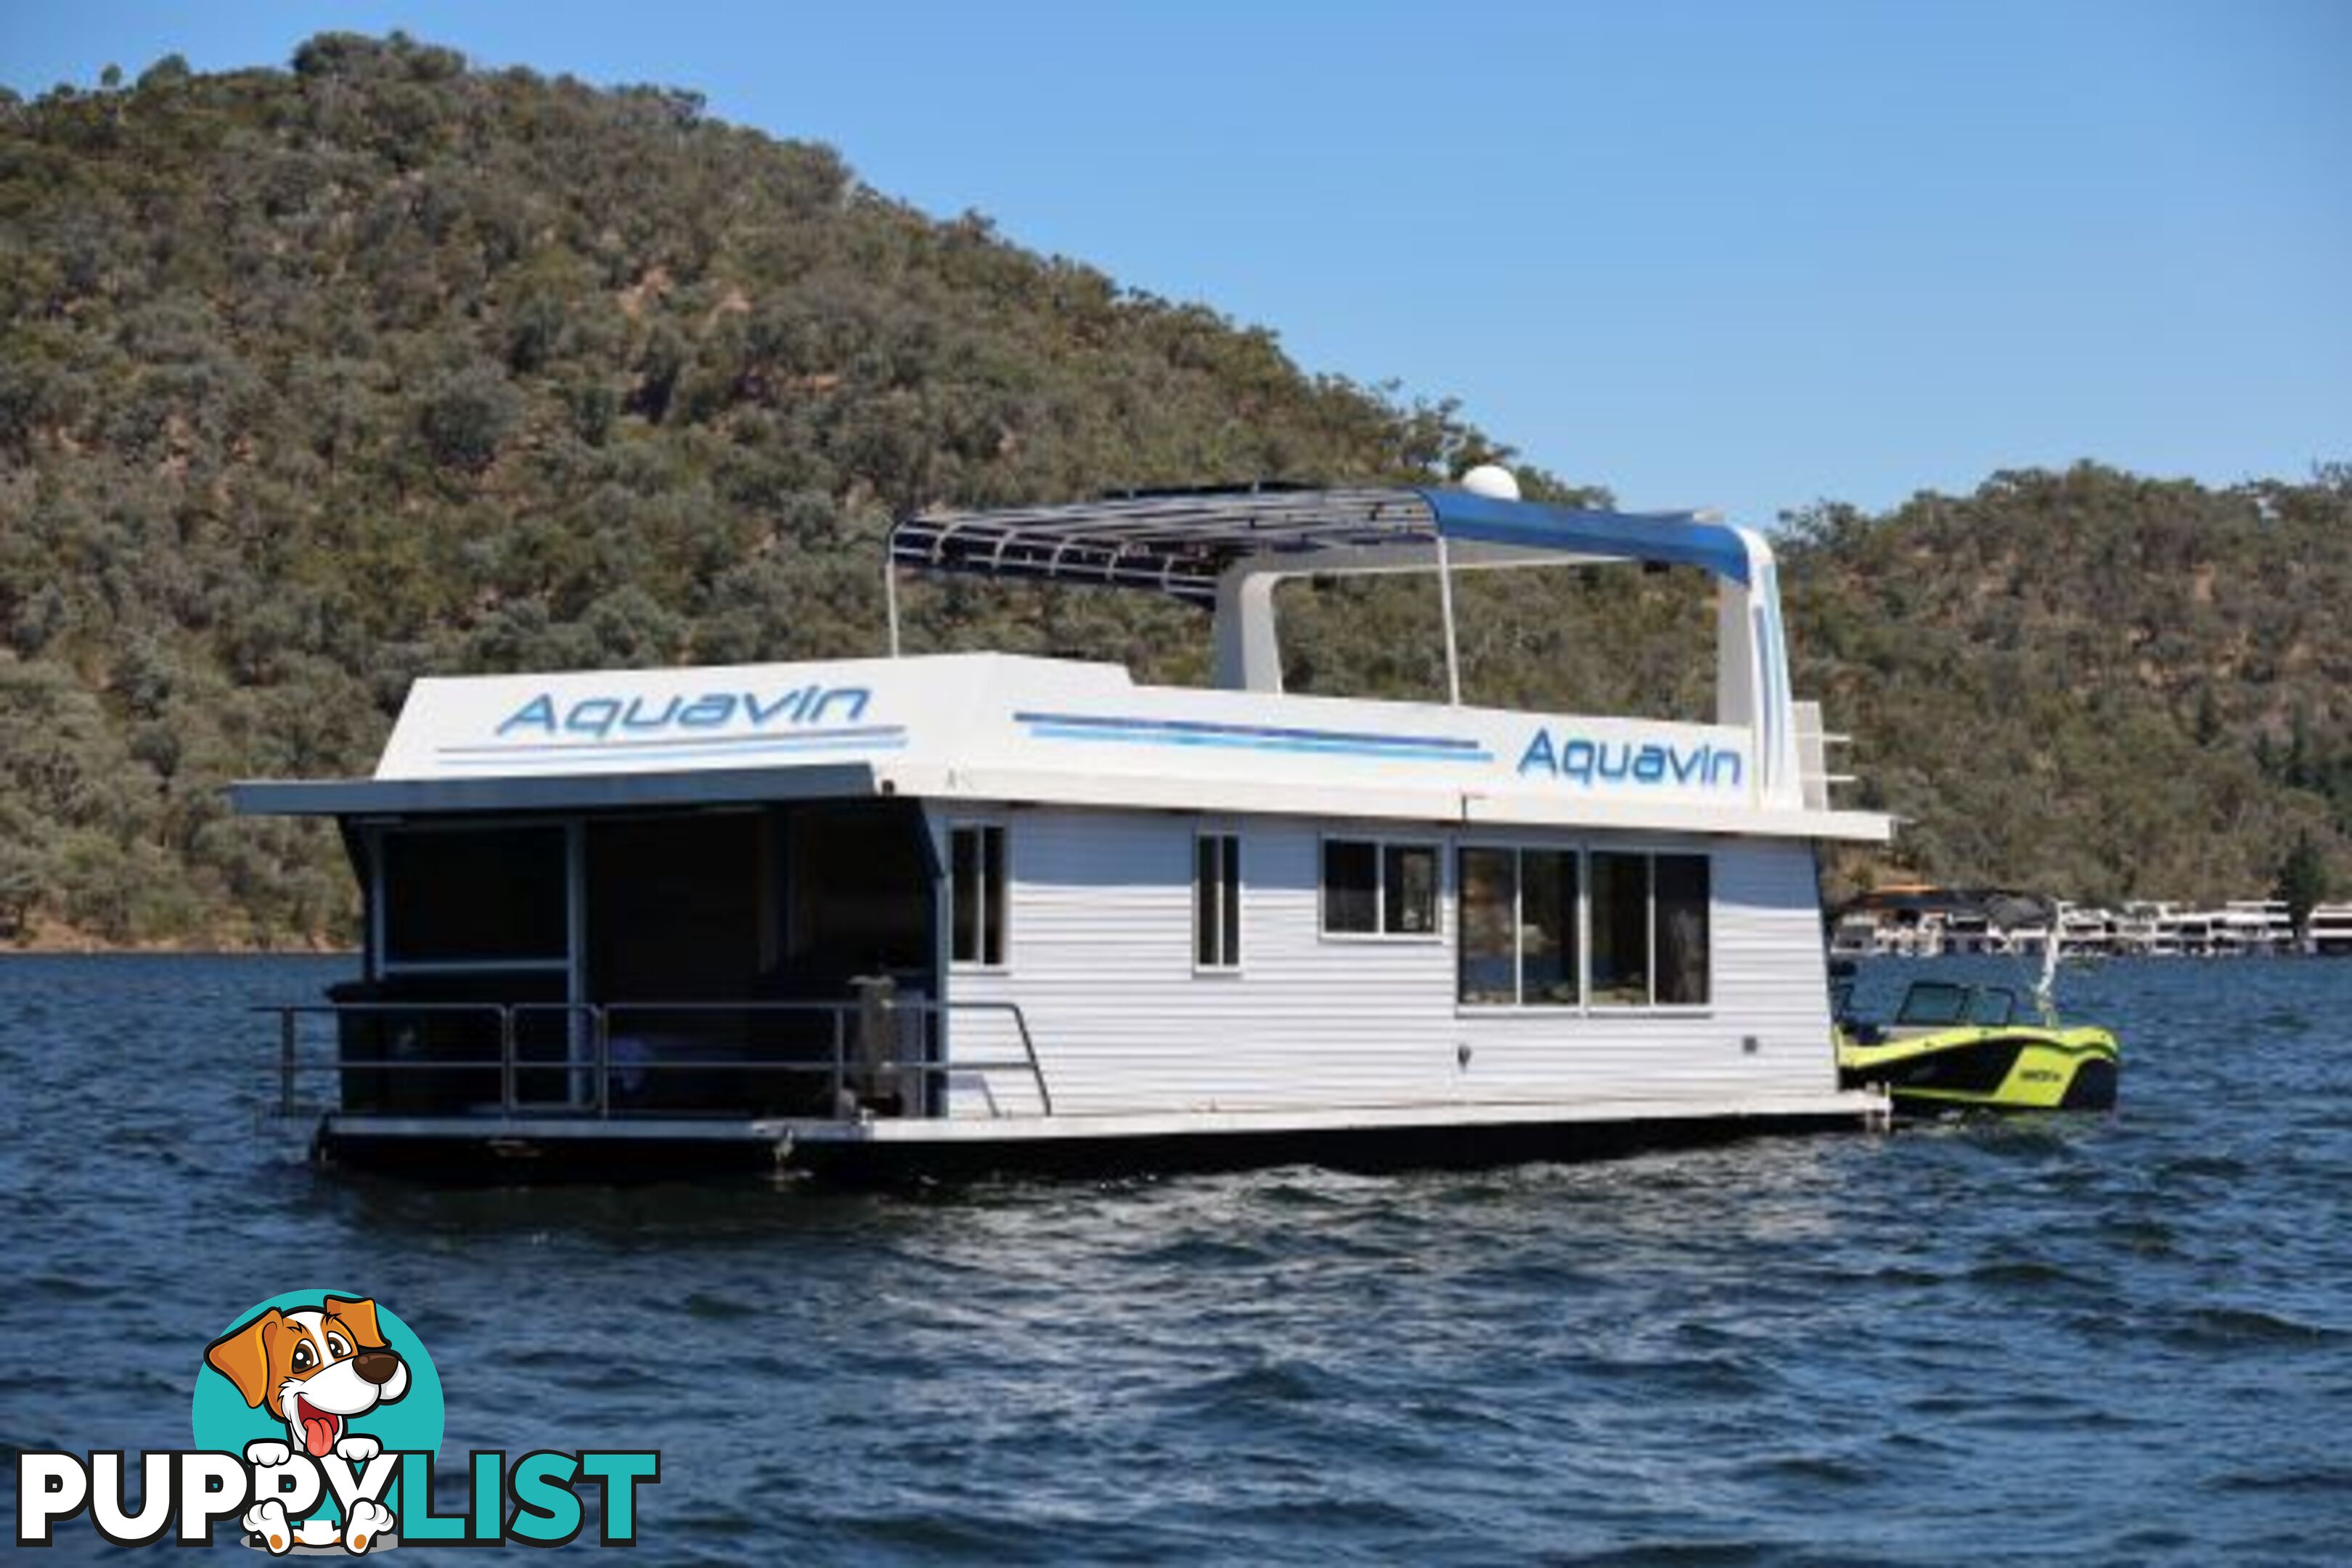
[1829,891,2121,1116]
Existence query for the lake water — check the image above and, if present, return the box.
[2,954,2348,1563]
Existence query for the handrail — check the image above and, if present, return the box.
[255,995,1053,1122]
[599,998,1053,1116]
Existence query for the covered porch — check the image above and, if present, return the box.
[265,797,1038,1122]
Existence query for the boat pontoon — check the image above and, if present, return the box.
[232,475,1898,1180]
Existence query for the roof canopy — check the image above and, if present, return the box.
[889,485,1752,606]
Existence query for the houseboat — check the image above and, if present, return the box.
[232,476,1896,1179]
[2114,901,2177,957]
[2055,902,2116,958]
[2217,899,2295,957]
[2308,904,2352,957]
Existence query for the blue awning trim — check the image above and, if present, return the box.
[1417,489,1752,586]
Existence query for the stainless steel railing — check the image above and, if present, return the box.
[258,997,1053,1121]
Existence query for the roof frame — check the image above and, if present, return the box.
[888,485,1751,608]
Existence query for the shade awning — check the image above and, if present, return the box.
[228,763,882,817]
[889,485,1752,605]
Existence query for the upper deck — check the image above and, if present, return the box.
[233,481,1892,844]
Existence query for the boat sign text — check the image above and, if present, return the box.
[495,685,873,740]
[1516,730,1743,789]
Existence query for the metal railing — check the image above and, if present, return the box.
[260,997,1052,1121]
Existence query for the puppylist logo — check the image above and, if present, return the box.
[15,1289,658,1552]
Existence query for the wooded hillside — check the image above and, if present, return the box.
[1,36,2343,944]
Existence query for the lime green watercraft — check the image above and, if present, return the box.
[1829,892,2122,1116]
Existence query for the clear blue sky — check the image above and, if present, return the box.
[6,1,2348,524]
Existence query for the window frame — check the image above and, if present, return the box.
[371,817,576,978]
[1586,844,1713,1016]
[1585,847,1656,1011]
[1455,841,1585,1013]
[1193,828,1244,975]
[946,819,1010,971]
[1452,838,1715,1017]
[1455,841,1529,1008]
[1318,833,1444,944]
[1649,849,1713,1009]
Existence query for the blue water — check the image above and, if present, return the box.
[2,955,2348,1563]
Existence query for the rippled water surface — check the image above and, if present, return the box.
[4,955,2349,1563]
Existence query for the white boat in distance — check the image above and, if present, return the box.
[2307,904,2352,957]
[234,475,1895,1179]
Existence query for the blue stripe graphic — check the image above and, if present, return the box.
[436,739,908,767]
[1015,711,1487,758]
[440,725,904,758]
[1018,712,1490,763]
[438,729,907,764]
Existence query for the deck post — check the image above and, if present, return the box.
[1435,532,1463,705]
[595,1007,611,1118]
[499,1006,516,1114]
[883,555,902,658]
[830,1009,847,1116]
[278,1008,297,1119]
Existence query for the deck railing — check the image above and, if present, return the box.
[260,997,1053,1122]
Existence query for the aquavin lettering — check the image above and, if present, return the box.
[1516,729,1742,789]
[495,684,872,741]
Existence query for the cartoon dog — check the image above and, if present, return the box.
[205,1297,407,1554]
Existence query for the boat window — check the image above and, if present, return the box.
[1590,852,1651,1005]
[1969,987,2017,1026]
[1895,981,1971,1027]
[1522,850,1581,1005]
[1323,838,1440,937]
[1456,847,1581,1007]
[1323,839,1379,933]
[1654,854,1712,1005]
[1195,832,1241,970]
[950,823,1005,967]
[1384,844,1438,935]
[1457,848,1518,1005]
[380,825,567,967]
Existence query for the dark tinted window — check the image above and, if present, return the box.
[950,825,1005,965]
[1196,833,1241,968]
[381,826,566,965]
[1384,844,1437,935]
[1522,850,1581,1006]
[1457,847,1517,1005]
[1654,854,1710,1005]
[1322,839,1378,934]
[1591,851,1651,1005]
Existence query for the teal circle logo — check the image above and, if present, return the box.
[193,1290,444,1461]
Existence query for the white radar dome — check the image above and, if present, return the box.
[1461,464,1521,501]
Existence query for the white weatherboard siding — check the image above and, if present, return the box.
[944,807,1838,1119]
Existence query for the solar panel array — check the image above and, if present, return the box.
[889,486,1444,605]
